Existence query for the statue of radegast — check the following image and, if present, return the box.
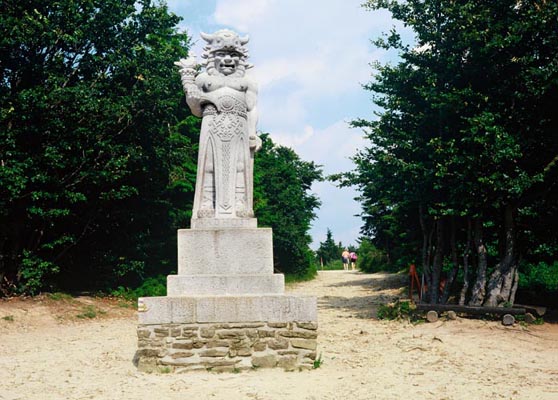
[175,29,262,223]
[135,30,317,373]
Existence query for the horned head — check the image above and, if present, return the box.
[201,29,250,57]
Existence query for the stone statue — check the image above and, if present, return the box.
[175,29,261,223]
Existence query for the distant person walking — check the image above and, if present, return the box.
[349,251,358,270]
[341,249,350,271]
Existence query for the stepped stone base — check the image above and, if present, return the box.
[135,321,318,373]
[136,224,318,372]
[167,274,285,296]
[177,228,273,275]
[138,294,316,325]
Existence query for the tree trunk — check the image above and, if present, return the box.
[459,218,472,305]
[429,218,445,304]
[441,216,459,304]
[484,204,518,307]
[419,204,434,293]
[469,218,487,306]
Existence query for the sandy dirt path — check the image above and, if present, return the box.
[1,270,557,400]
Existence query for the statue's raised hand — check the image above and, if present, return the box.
[175,54,199,85]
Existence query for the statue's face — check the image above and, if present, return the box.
[214,50,240,76]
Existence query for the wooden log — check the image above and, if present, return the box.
[447,310,457,320]
[502,314,515,326]
[416,303,526,316]
[513,304,546,317]
[426,310,439,323]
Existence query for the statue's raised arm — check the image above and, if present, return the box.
[176,30,261,225]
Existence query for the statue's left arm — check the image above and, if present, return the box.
[246,79,261,152]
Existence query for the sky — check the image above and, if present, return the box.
[166,0,406,249]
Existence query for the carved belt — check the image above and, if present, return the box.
[203,104,247,119]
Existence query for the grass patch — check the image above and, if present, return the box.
[117,300,134,309]
[76,305,106,319]
[313,353,323,369]
[320,260,345,271]
[2,315,14,322]
[285,265,318,284]
[48,292,73,301]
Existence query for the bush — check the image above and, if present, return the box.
[357,239,391,273]
[519,261,558,292]
[320,259,344,270]
[377,299,416,320]
[112,274,167,301]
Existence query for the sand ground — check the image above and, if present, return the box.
[1,270,557,400]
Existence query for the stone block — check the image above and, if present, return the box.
[172,342,193,350]
[177,228,273,275]
[167,274,285,296]
[216,329,246,339]
[267,338,289,350]
[206,340,230,348]
[200,327,215,338]
[291,338,317,350]
[252,354,277,368]
[296,322,318,330]
[278,355,297,371]
[190,218,257,230]
[137,328,151,339]
[278,329,318,339]
[139,294,316,324]
[253,342,267,352]
[257,328,276,338]
[304,352,317,360]
[171,352,194,359]
[201,348,229,357]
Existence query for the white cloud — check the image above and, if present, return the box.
[214,0,275,31]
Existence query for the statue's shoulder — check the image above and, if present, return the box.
[244,75,258,92]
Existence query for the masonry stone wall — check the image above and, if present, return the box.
[135,321,318,373]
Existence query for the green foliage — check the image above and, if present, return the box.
[2,315,14,322]
[316,228,343,266]
[254,134,323,278]
[343,0,558,305]
[320,259,344,271]
[76,305,105,319]
[377,299,415,321]
[19,251,60,295]
[356,239,391,273]
[0,0,196,294]
[111,274,167,300]
[47,292,73,301]
[313,353,323,369]
[519,261,558,292]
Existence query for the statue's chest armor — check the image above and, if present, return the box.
[205,88,247,142]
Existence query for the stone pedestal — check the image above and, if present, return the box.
[136,219,318,372]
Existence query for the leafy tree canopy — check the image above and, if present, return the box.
[0,0,196,294]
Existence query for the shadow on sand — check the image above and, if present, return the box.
[318,272,408,319]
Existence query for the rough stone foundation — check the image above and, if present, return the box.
[135,321,318,373]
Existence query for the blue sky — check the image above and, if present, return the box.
[166,0,406,248]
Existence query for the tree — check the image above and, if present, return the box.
[254,134,323,277]
[0,0,195,294]
[343,0,558,305]
[316,228,342,266]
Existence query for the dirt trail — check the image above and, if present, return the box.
[1,270,557,400]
